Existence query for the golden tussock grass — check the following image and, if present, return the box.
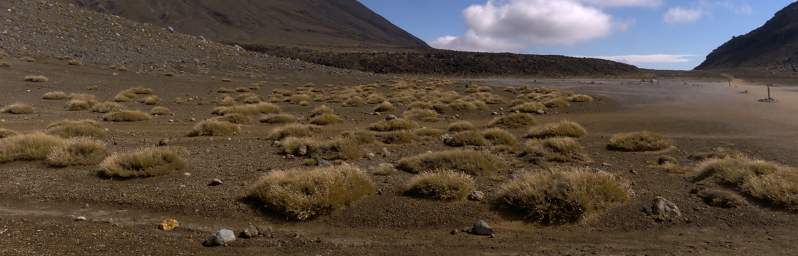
[0,133,64,163]
[369,118,419,132]
[375,130,417,144]
[23,75,48,83]
[103,110,152,122]
[397,150,505,176]
[495,167,630,224]
[511,102,547,113]
[608,131,672,152]
[213,102,281,116]
[544,98,571,108]
[248,164,375,220]
[137,95,161,105]
[260,113,298,124]
[403,108,439,122]
[414,127,446,138]
[45,137,107,167]
[0,128,18,139]
[309,113,344,126]
[567,94,594,102]
[403,170,475,201]
[42,91,70,100]
[187,119,241,137]
[374,101,396,113]
[444,131,488,147]
[527,120,588,139]
[523,137,590,163]
[216,113,251,124]
[693,156,798,210]
[447,121,475,132]
[489,113,537,129]
[1,103,34,114]
[91,101,124,113]
[311,105,334,117]
[268,124,317,140]
[150,106,172,116]
[65,99,92,111]
[482,128,518,146]
[99,147,186,178]
[46,120,105,138]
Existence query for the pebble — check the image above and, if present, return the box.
[158,138,170,146]
[74,216,87,221]
[209,179,223,186]
[468,191,486,201]
[203,229,236,247]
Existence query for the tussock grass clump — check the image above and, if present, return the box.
[397,150,505,176]
[23,75,49,83]
[608,131,672,152]
[0,128,18,139]
[46,120,105,138]
[260,113,298,124]
[495,168,630,224]
[311,105,334,117]
[343,96,366,107]
[544,98,571,108]
[448,121,475,132]
[415,127,446,138]
[268,124,317,140]
[527,120,588,139]
[403,170,475,201]
[0,133,64,163]
[42,91,69,100]
[248,165,376,220]
[150,106,172,116]
[375,131,417,144]
[567,94,594,102]
[214,102,281,116]
[138,95,161,105]
[369,118,419,132]
[523,137,590,163]
[280,135,367,160]
[103,111,152,122]
[404,108,439,122]
[45,138,107,167]
[693,156,798,209]
[512,102,547,113]
[489,113,537,129]
[482,128,518,146]
[374,101,396,113]
[91,101,124,113]
[188,119,240,137]
[310,113,343,126]
[444,131,488,147]
[65,100,92,111]
[216,113,250,124]
[99,147,186,178]
[1,103,34,114]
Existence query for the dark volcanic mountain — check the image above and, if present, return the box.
[72,0,429,49]
[697,2,798,72]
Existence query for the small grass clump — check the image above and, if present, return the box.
[103,111,152,122]
[138,95,161,105]
[42,91,69,100]
[310,113,343,126]
[544,98,570,108]
[374,101,396,113]
[495,168,630,224]
[23,75,49,83]
[511,102,547,113]
[369,118,419,132]
[489,113,537,129]
[482,128,518,146]
[527,120,588,139]
[45,138,107,167]
[608,131,672,152]
[216,113,250,124]
[99,147,186,178]
[414,127,446,138]
[150,106,172,116]
[397,150,505,176]
[1,103,34,114]
[260,113,298,124]
[248,165,376,220]
[46,120,105,138]
[0,133,64,163]
[693,156,798,210]
[0,128,18,139]
[523,137,590,163]
[404,108,439,122]
[375,131,417,144]
[403,170,475,201]
[567,94,594,102]
[448,121,475,132]
[214,102,281,116]
[311,105,334,117]
[268,124,317,140]
[65,99,92,111]
[444,131,488,147]
[188,119,241,137]
[91,101,124,113]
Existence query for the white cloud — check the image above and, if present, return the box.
[430,0,614,52]
[663,7,704,24]
[590,54,693,64]
[576,0,662,7]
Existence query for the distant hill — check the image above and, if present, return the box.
[72,0,429,49]
[696,2,798,73]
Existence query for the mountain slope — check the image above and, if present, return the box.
[73,0,429,49]
[696,2,798,72]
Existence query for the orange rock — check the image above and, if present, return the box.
[159,218,179,231]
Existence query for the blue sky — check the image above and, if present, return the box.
[360,0,794,70]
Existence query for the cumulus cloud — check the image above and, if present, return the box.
[576,0,662,7]
[590,54,693,64]
[663,7,704,24]
[430,0,615,52]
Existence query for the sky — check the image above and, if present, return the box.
[359,0,795,70]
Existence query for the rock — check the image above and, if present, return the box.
[209,179,223,186]
[203,229,236,247]
[384,114,398,121]
[74,216,87,221]
[158,138,170,146]
[381,147,391,157]
[657,156,677,165]
[650,196,683,222]
[297,145,308,156]
[470,220,494,236]
[158,218,179,231]
[468,191,485,201]
[239,225,260,239]
[167,26,175,33]
[317,159,332,167]
[535,109,545,115]
[366,152,376,160]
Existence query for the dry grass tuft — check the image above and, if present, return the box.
[403,170,475,201]
[374,101,396,113]
[0,133,64,163]
[42,91,69,100]
[248,165,376,220]
[310,113,344,126]
[375,131,417,144]
[544,98,571,108]
[65,100,92,111]
[693,156,798,210]
[268,124,317,140]
[527,120,588,139]
[523,137,590,163]
[567,94,594,102]
[495,167,630,224]
[260,113,298,124]
[91,101,124,113]
[99,147,186,178]
[311,105,334,117]
[23,75,49,83]
[608,131,672,152]
[150,106,172,116]
[482,128,518,146]
[369,118,419,132]
[216,113,250,124]
[444,131,488,147]
[214,102,281,116]
[188,119,241,137]
[1,103,34,114]
[0,128,18,139]
[512,102,547,113]
[415,127,446,138]
[489,113,537,129]
[45,138,107,167]
[448,121,475,132]
[103,110,152,122]
[397,150,505,176]
[138,95,161,105]
[404,108,439,122]
[46,120,105,138]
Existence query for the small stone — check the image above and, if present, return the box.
[650,196,683,222]
[317,159,331,167]
[183,172,192,176]
[204,229,236,247]
[209,179,223,186]
[158,139,170,146]
[74,216,87,221]
[366,152,376,160]
[384,114,398,121]
[535,109,545,115]
[239,225,260,239]
[470,220,494,236]
[602,162,612,167]
[468,191,485,201]
[381,147,391,157]
[450,229,458,235]
[158,218,179,231]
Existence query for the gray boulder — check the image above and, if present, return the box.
[470,220,494,236]
[204,229,236,247]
